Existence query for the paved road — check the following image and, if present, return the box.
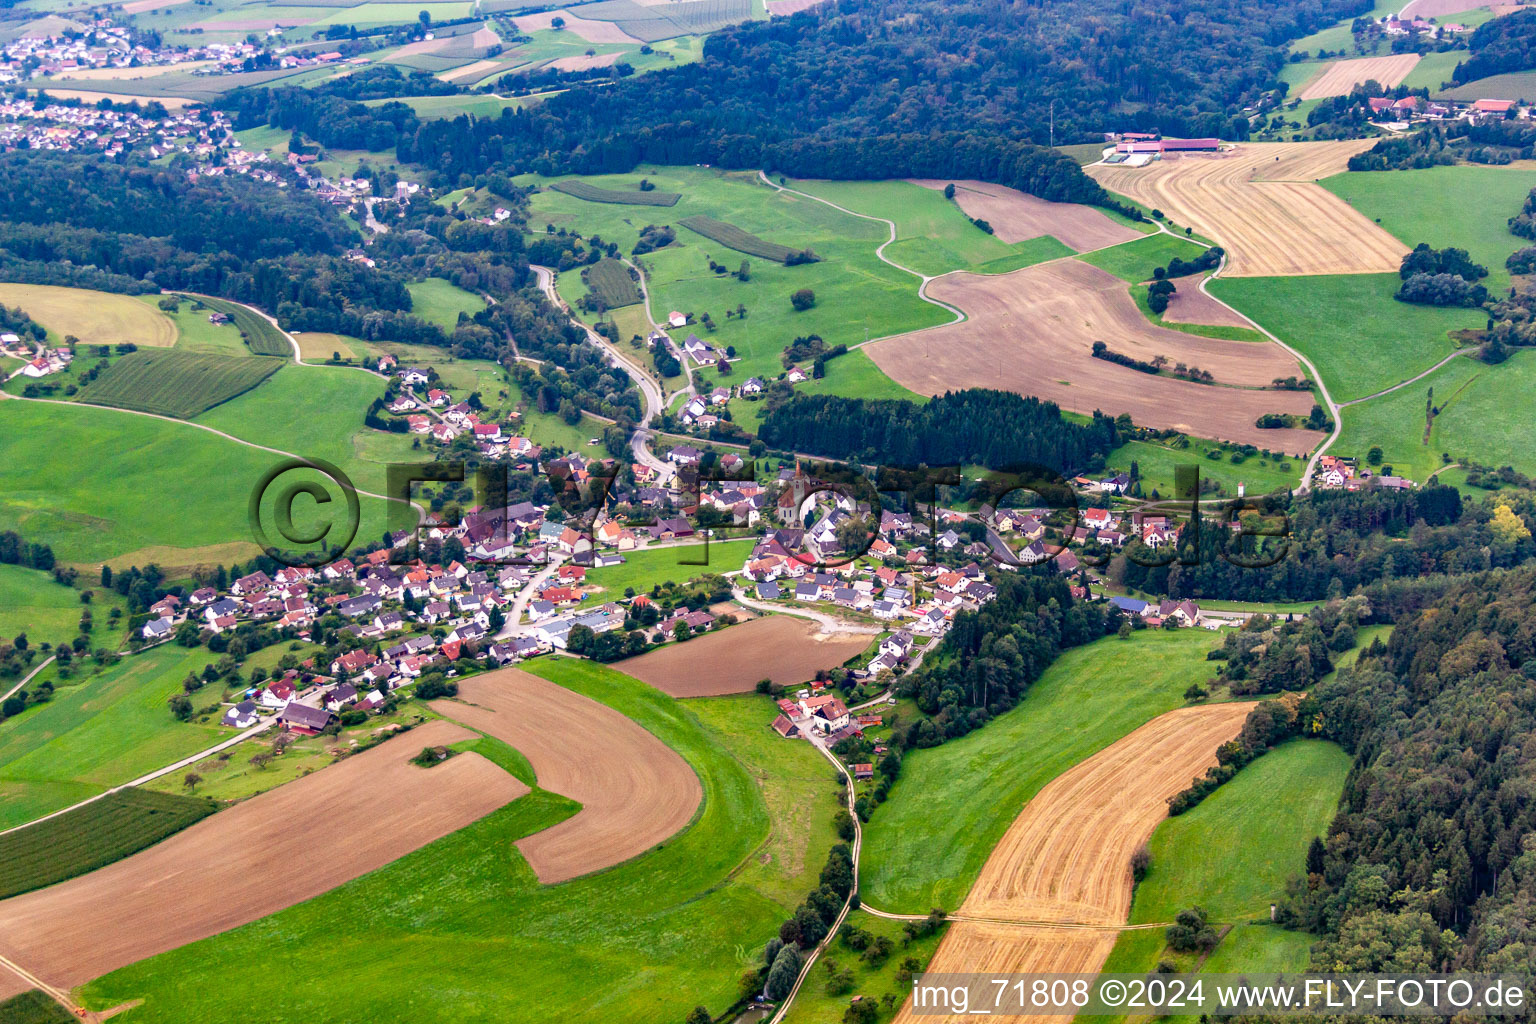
[528,264,673,482]
[1337,347,1473,407]
[0,655,54,704]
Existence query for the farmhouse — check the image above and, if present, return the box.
[280,703,335,734]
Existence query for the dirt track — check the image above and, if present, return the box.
[1297,55,1420,100]
[431,668,701,883]
[1087,141,1407,276]
[892,703,1250,1024]
[0,720,523,994]
[864,259,1321,452]
[909,179,1142,250]
[618,615,872,696]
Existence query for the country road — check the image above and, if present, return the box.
[0,656,55,704]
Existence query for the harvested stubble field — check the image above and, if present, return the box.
[80,349,284,419]
[891,702,1251,1024]
[0,720,523,994]
[0,789,217,900]
[1087,141,1407,276]
[619,615,873,696]
[0,283,175,347]
[910,179,1142,250]
[1296,54,1420,99]
[511,8,643,42]
[864,259,1321,451]
[550,179,681,206]
[678,213,800,261]
[549,51,623,71]
[439,58,504,81]
[584,257,643,307]
[431,668,701,884]
[28,88,198,109]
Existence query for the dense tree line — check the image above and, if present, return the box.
[1453,8,1536,85]
[1113,484,1536,605]
[1264,564,1536,976]
[891,572,1123,748]
[1395,243,1489,307]
[758,389,1123,475]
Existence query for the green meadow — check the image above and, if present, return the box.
[0,644,225,830]
[0,564,105,648]
[576,538,756,609]
[786,177,1080,277]
[1106,437,1302,500]
[406,278,488,332]
[84,661,841,1023]
[1210,274,1479,403]
[525,167,949,384]
[1323,164,1535,290]
[860,629,1225,913]
[1077,233,1208,284]
[0,399,393,567]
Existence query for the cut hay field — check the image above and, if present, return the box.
[910,178,1144,250]
[864,259,1322,452]
[550,179,681,206]
[582,257,643,307]
[528,167,949,384]
[79,349,284,418]
[1296,53,1420,99]
[0,789,217,900]
[1323,163,1536,290]
[678,213,801,261]
[1210,273,1479,403]
[406,277,487,331]
[81,660,839,1023]
[860,629,1225,913]
[1087,141,1407,276]
[0,283,174,347]
[0,644,224,832]
[618,613,871,696]
[431,668,700,884]
[0,398,392,567]
[790,176,1128,278]
[0,720,523,995]
[959,703,1251,925]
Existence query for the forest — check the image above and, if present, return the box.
[1452,8,1536,85]
[757,390,1124,476]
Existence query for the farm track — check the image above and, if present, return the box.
[430,667,701,883]
[1087,141,1406,277]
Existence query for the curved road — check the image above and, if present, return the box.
[528,264,672,481]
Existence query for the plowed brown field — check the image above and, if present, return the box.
[910,180,1143,251]
[864,260,1321,452]
[618,615,873,696]
[0,720,523,994]
[892,703,1250,1024]
[512,9,641,42]
[431,668,701,883]
[1087,141,1407,276]
[1297,55,1420,100]
[1158,280,1254,329]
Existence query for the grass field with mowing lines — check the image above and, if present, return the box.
[180,294,290,356]
[789,177,1085,277]
[0,283,174,347]
[1131,740,1350,923]
[1210,274,1478,403]
[84,660,840,1023]
[678,213,801,262]
[0,644,225,831]
[549,179,681,206]
[581,257,643,308]
[1077,233,1209,283]
[1437,69,1536,102]
[407,278,487,332]
[79,349,284,419]
[528,167,948,383]
[0,789,217,899]
[0,399,392,566]
[861,629,1225,913]
[1324,164,1535,291]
